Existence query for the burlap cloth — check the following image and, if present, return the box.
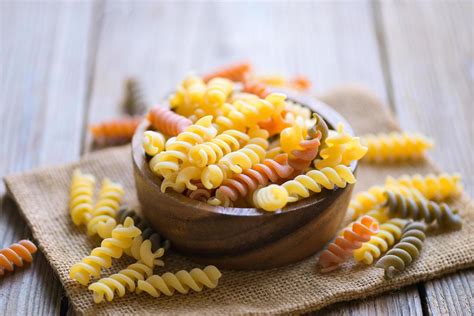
[4,85,474,315]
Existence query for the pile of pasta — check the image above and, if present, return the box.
[68,169,222,303]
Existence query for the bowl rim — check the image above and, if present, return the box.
[132,90,357,217]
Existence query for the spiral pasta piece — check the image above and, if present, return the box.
[162,166,202,192]
[203,61,252,82]
[362,132,433,162]
[384,191,462,229]
[0,240,37,276]
[204,77,234,109]
[70,217,141,285]
[314,123,367,169]
[211,154,295,207]
[137,265,222,297]
[143,131,166,156]
[353,218,408,265]
[69,169,96,226]
[122,78,147,115]
[288,137,321,172]
[279,165,356,204]
[147,106,193,137]
[253,184,289,211]
[349,183,426,220]
[186,183,215,202]
[257,93,292,136]
[318,215,379,272]
[188,130,249,167]
[170,75,206,118]
[90,116,142,146]
[87,178,125,239]
[89,262,153,303]
[375,222,426,279]
[118,208,170,267]
[149,116,217,177]
[385,173,463,201]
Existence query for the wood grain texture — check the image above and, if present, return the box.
[378,1,474,315]
[0,1,97,315]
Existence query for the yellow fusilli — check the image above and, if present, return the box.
[385,173,463,201]
[143,131,166,156]
[314,123,367,169]
[70,217,141,285]
[69,169,96,226]
[136,265,222,297]
[88,262,153,303]
[170,75,206,118]
[362,132,433,162]
[87,178,125,239]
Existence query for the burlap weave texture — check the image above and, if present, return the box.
[4,86,473,315]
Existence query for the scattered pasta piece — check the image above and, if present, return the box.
[87,178,125,239]
[384,191,462,229]
[90,116,142,146]
[362,132,433,163]
[385,173,463,201]
[318,215,379,272]
[89,261,153,303]
[137,265,222,297]
[70,217,141,285]
[0,240,37,276]
[69,169,96,226]
[375,222,426,279]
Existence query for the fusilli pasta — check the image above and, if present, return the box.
[69,169,96,226]
[147,106,193,136]
[122,78,147,116]
[90,116,142,146]
[143,131,166,156]
[353,218,408,264]
[203,61,251,83]
[385,173,463,201]
[0,240,37,276]
[375,222,426,279]
[87,178,125,239]
[318,215,379,272]
[89,262,153,303]
[384,191,462,229]
[137,265,222,297]
[70,217,141,285]
[362,132,433,162]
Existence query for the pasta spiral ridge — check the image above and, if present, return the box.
[87,178,125,239]
[118,208,170,267]
[0,240,37,276]
[318,215,379,272]
[186,183,215,202]
[375,222,426,279]
[189,130,249,167]
[69,169,96,226]
[147,106,193,136]
[204,77,234,109]
[143,131,166,156]
[70,217,141,285]
[149,116,217,177]
[137,265,222,297]
[242,79,269,98]
[385,173,463,201]
[203,61,252,83]
[349,184,426,220]
[288,133,322,172]
[90,116,142,146]
[122,78,147,115]
[384,191,462,229]
[212,154,295,207]
[353,218,408,264]
[257,93,292,136]
[280,165,356,203]
[169,75,206,118]
[362,132,433,162]
[88,262,153,303]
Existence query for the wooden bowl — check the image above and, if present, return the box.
[132,92,357,270]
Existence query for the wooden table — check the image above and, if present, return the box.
[1,1,472,315]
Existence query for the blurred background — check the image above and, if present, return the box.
[1,1,472,315]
